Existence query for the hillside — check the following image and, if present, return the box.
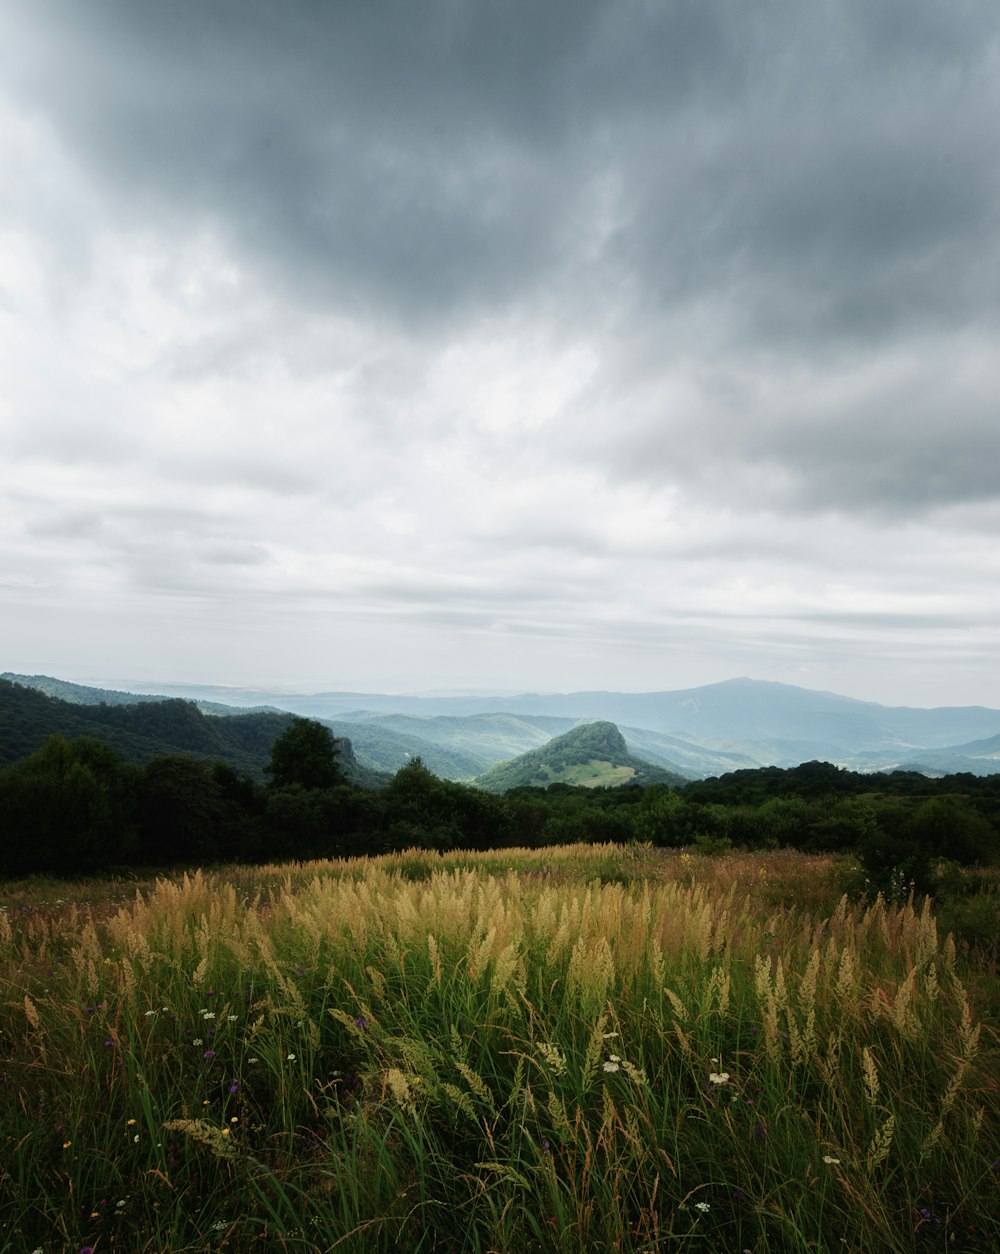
[328,711,580,777]
[7,673,1000,780]
[473,721,688,793]
[99,676,1000,776]
[1,672,282,717]
[0,678,382,786]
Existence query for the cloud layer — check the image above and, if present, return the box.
[2,0,998,705]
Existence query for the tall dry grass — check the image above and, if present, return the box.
[1,845,996,1251]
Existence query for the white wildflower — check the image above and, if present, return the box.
[708,1072,730,1085]
[602,1060,620,1073]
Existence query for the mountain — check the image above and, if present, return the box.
[840,730,1000,778]
[327,711,581,777]
[472,721,689,793]
[1,672,283,717]
[6,673,1000,779]
[322,718,487,780]
[0,678,383,787]
[103,676,1000,755]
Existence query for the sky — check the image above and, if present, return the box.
[1,0,999,709]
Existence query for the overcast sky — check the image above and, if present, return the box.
[2,0,998,708]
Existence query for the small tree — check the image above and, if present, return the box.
[265,718,341,791]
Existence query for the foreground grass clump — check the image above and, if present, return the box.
[1,846,996,1252]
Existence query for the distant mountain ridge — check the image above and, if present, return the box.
[119,675,1000,749]
[4,673,1000,779]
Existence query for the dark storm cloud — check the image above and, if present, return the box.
[598,339,1000,517]
[8,0,994,339]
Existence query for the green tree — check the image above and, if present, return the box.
[265,718,341,791]
[0,736,137,874]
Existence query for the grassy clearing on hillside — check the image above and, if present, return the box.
[1,846,997,1252]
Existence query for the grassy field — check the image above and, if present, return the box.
[1,845,997,1252]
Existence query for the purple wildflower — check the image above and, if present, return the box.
[203,1049,216,1060]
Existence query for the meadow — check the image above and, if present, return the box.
[1,845,996,1252]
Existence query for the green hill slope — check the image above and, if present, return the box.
[473,721,688,793]
[0,677,381,785]
[330,711,579,777]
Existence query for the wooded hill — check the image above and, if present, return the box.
[0,677,382,787]
[473,720,688,792]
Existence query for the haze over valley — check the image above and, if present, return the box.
[6,672,1000,784]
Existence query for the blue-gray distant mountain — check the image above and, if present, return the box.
[131,676,1000,752]
[6,674,1000,778]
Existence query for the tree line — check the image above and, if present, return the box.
[1,719,997,890]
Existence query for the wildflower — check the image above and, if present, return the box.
[63,1140,72,1149]
[201,1011,216,1020]
[133,1134,140,1143]
[354,1016,367,1032]
[694,1201,710,1212]
[126,1118,136,1126]
[287,1052,297,1061]
[103,1039,114,1049]
[228,1014,238,1021]
[230,1116,238,1123]
[229,1081,239,1094]
[144,1009,156,1017]
[192,1038,203,1046]
[602,1061,620,1073]
[608,1054,621,1062]
[823,1155,841,1165]
[708,1072,730,1085]
[248,1056,259,1064]
[203,1049,216,1060]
